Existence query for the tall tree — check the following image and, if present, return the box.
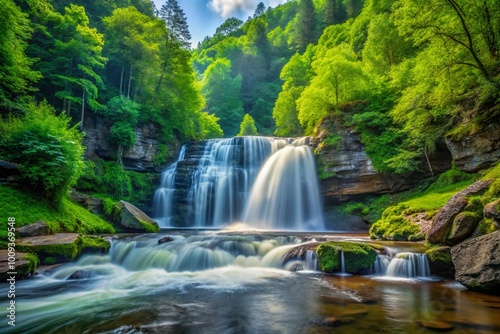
[324,0,346,25]
[253,2,266,18]
[159,0,191,49]
[295,0,317,51]
[0,0,40,115]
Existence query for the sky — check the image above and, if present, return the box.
[152,0,288,47]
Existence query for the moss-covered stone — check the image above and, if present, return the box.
[425,246,454,278]
[0,250,39,280]
[369,204,422,241]
[446,211,481,244]
[112,200,159,232]
[17,233,110,264]
[316,241,377,274]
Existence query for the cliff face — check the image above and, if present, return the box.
[82,114,179,172]
[446,122,500,172]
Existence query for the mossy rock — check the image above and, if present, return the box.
[17,233,110,264]
[446,211,481,245]
[316,241,377,274]
[369,213,421,241]
[112,200,159,233]
[425,246,455,278]
[0,250,39,280]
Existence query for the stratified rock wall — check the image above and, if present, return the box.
[445,122,500,172]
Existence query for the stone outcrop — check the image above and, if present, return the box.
[445,122,500,172]
[426,180,492,244]
[312,108,451,204]
[451,230,500,294]
[113,200,159,232]
[446,212,481,245]
[17,221,50,237]
[0,250,37,280]
[83,114,179,172]
[69,190,104,215]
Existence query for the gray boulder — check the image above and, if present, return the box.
[113,200,159,232]
[451,230,500,294]
[17,221,50,237]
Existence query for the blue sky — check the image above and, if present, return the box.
[152,0,288,47]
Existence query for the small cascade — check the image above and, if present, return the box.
[304,250,317,271]
[152,146,187,227]
[340,251,346,273]
[242,145,325,230]
[372,255,390,275]
[385,252,431,278]
[104,235,309,273]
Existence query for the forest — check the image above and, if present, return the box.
[0,0,499,211]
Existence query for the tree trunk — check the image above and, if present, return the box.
[127,65,133,98]
[80,89,85,131]
[424,145,434,176]
[119,65,124,96]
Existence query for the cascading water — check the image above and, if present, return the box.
[152,136,324,230]
[383,252,431,278]
[242,145,325,230]
[152,146,186,227]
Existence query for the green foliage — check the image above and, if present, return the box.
[316,241,377,273]
[237,114,259,136]
[0,101,85,206]
[0,185,115,234]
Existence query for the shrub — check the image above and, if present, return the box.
[0,101,84,207]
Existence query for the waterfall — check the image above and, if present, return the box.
[242,145,325,230]
[152,136,324,230]
[340,251,346,273]
[153,146,187,227]
[385,253,431,278]
[372,255,390,275]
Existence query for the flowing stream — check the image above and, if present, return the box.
[2,232,500,334]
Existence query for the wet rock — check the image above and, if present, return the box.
[451,230,500,294]
[426,246,455,278]
[158,236,174,244]
[426,180,492,244]
[484,200,500,227]
[445,122,500,172]
[69,270,94,280]
[113,201,159,233]
[446,212,481,245]
[69,191,104,215]
[417,320,454,331]
[0,250,37,281]
[17,221,50,237]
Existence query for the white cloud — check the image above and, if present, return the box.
[208,0,287,18]
[209,0,259,18]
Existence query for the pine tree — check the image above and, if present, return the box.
[238,114,258,136]
[296,0,317,51]
[324,0,346,25]
[159,0,191,49]
[253,2,266,18]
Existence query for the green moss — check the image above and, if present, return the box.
[77,235,110,254]
[316,241,377,274]
[43,257,56,265]
[474,218,497,237]
[19,253,39,276]
[138,219,160,233]
[0,184,115,235]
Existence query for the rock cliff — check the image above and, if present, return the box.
[83,114,179,172]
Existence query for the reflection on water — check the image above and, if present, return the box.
[1,232,499,334]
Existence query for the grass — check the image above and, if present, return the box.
[0,184,115,238]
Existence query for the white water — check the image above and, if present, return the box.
[242,145,325,230]
[152,146,187,227]
[153,136,324,230]
[385,252,431,278]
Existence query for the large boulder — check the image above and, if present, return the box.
[113,200,159,232]
[426,180,492,244]
[316,241,377,274]
[17,221,50,237]
[451,230,500,294]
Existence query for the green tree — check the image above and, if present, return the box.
[295,0,317,51]
[324,0,346,25]
[202,58,244,137]
[0,0,40,115]
[253,2,266,18]
[237,114,258,136]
